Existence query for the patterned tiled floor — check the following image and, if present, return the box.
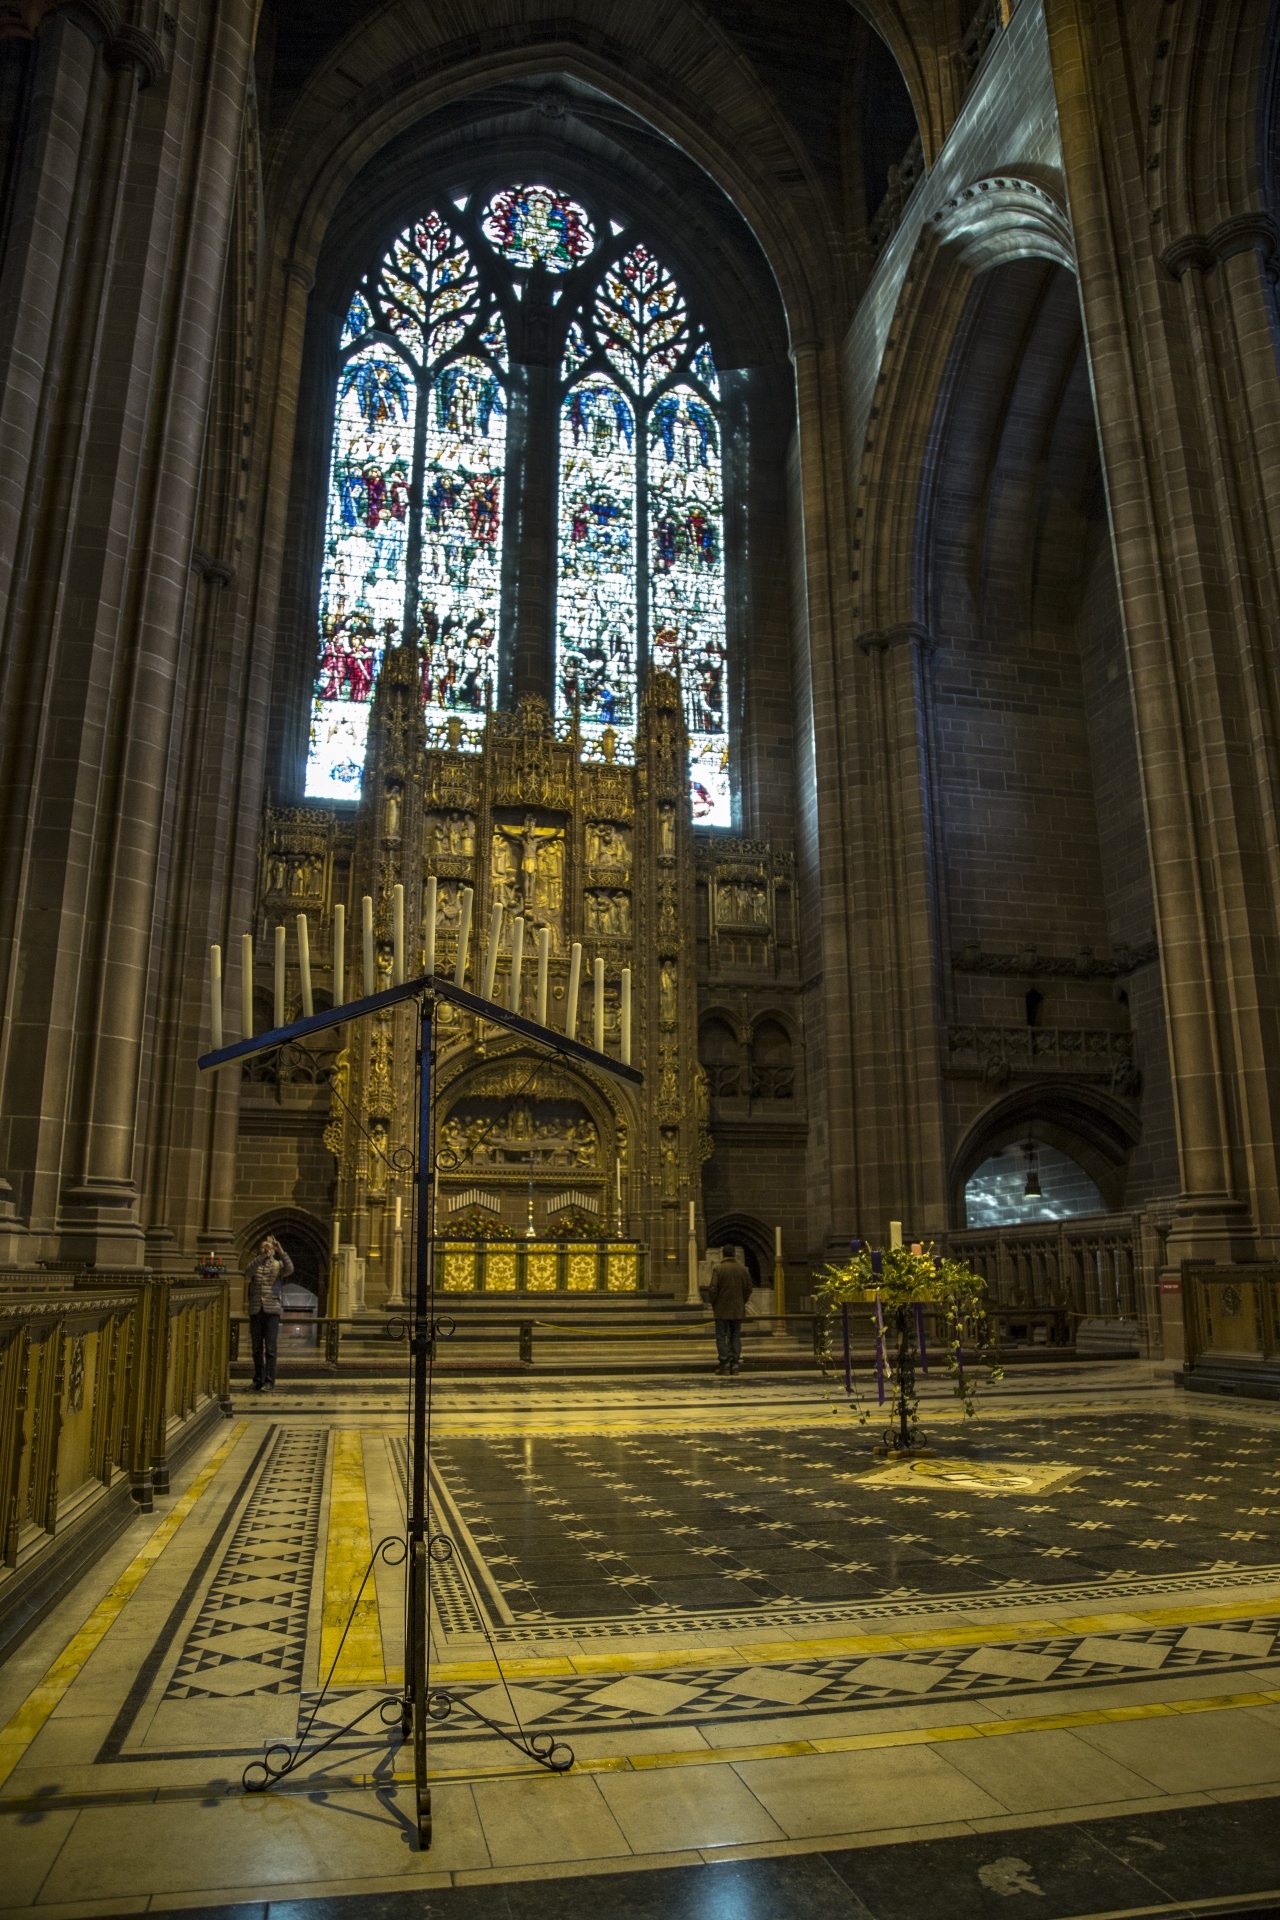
[167,1430,326,1701]
[423,1416,1280,1630]
[3,1377,1280,1915]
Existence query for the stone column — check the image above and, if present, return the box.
[1046,0,1280,1258]
[0,0,256,1266]
[856,624,950,1239]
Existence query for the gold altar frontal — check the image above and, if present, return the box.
[251,650,712,1305]
[436,1240,644,1294]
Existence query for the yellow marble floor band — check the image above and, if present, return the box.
[321,1431,385,1686]
[0,1421,247,1789]
[419,1681,1280,1786]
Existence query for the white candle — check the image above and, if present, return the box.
[481,901,504,1001]
[775,1224,783,1259]
[454,885,473,987]
[593,957,605,1053]
[273,924,286,1027]
[362,894,374,998]
[395,1195,402,1233]
[209,944,223,1050]
[423,876,438,978]
[333,902,345,1006]
[615,1155,622,1203]
[331,1217,341,1256]
[241,933,253,1037]
[688,1200,696,1232]
[620,967,631,1064]
[535,925,550,1025]
[509,915,524,1014]
[565,941,582,1037]
[392,882,404,986]
[296,914,313,1017]
[889,1219,903,1249]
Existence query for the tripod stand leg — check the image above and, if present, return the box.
[409,1537,431,1846]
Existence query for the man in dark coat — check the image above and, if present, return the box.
[708,1246,753,1375]
[245,1236,293,1390]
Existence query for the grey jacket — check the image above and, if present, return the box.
[245,1248,293,1315]
[708,1257,753,1320]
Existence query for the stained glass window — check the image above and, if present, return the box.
[482,185,594,273]
[556,244,730,823]
[309,195,731,824]
[309,347,416,797]
[557,378,637,734]
[307,210,507,798]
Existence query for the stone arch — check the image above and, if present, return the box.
[929,174,1074,276]
[748,1013,796,1101]
[852,178,1079,642]
[236,1207,329,1297]
[949,1085,1141,1227]
[698,1013,746,1100]
[432,1046,635,1213]
[705,1210,773,1284]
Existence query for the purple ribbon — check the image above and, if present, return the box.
[874,1291,886,1404]
[914,1302,928,1375]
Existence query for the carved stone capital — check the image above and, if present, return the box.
[1162,214,1279,280]
[283,258,316,294]
[190,547,234,587]
[0,0,164,85]
[857,622,934,657]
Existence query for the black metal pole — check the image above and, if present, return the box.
[406,995,433,1848]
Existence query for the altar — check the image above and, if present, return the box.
[252,649,712,1304]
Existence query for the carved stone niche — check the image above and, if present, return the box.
[259,806,334,919]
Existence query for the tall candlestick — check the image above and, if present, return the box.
[423,876,438,978]
[273,924,286,1028]
[328,1218,340,1321]
[392,882,405,986]
[535,925,550,1025]
[509,915,524,1014]
[481,901,504,1002]
[593,957,605,1053]
[362,895,375,998]
[565,941,582,1037]
[333,902,345,1007]
[454,886,473,988]
[687,1198,699,1306]
[619,967,631,1064]
[209,945,223,1050]
[241,933,253,1037]
[296,914,313,1017]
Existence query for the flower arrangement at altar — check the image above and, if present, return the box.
[445,1208,517,1241]
[543,1207,614,1241]
[815,1244,1003,1452]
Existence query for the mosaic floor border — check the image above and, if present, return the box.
[468,1562,1280,1642]
[297,1609,1280,1743]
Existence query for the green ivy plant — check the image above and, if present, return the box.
[815,1245,1003,1446]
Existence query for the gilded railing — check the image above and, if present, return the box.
[0,1272,230,1648]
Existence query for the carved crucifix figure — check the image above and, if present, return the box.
[494,812,543,907]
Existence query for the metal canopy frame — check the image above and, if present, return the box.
[199,966,641,1845]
